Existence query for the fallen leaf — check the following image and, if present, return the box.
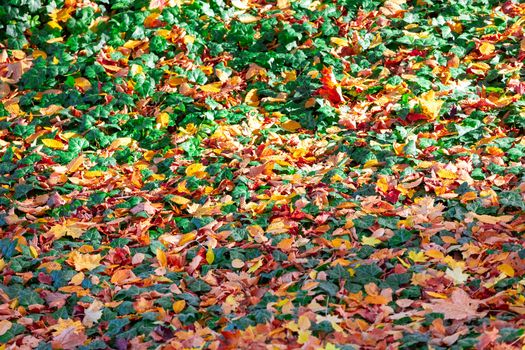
[42,138,66,150]
[422,289,483,320]
[82,300,103,327]
[70,251,102,271]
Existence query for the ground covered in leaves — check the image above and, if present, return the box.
[1,0,525,349]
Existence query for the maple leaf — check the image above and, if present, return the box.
[422,289,485,320]
[418,90,444,120]
[315,66,344,106]
[69,251,102,271]
[49,221,85,239]
[445,267,469,285]
[83,300,104,327]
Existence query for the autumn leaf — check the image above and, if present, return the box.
[49,221,85,239]
[422,289,484,320]
[418,90,444,120]
[69,251,102,271]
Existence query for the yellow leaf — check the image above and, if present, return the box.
[179,232,196,246]
[200,82,222,93]
[109,137,133,150]
[74,77,92,92]
[330,37,349,46]
[297,330,311,344]
[170,195,191,205]
[498,263,515,277]
[172,300,186,313]
[206,247,215,264]
[408,251,427,263]
[361,236,381,246]
[479,42,495,55]
[49,222,85,239]
[437,168,457,179]
[244,88,259,106]
[29,246,38,258]
[376,176,389,193]
[425,249,444,259]
[426,291,448,299]
[70,251,102,271]
[67,155,84,173]
[84,170,104,178]
[363,159,380,168]
[248,259,263,273]
[32,50,47,60]
[281,120,302,132]
[70,272,85,286]
[42,138,66,150]
[156,249,167,268]
[0,258,5,272]
[418,90,443,120]
[185,163,207,178]
[48,21,62,30]
[156,112,170,128]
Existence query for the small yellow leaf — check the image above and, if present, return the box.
[29,246,38,258]
[418,90,443,120]
[361,236,381,246]
[170,195,191,205]
[244,88,259,106]
[426,291,448,299]
[330,37,348,46]
[178,232,197,246]
[498,263,515,277]
[479,42,495,55]
[281,120,302,132]
[42,138,66,150]
[297,330,311,345]
[363,159,380,168]
[376,176,389,193]
[67,155,84,173]
[74,77,92,92]
[48,21,62,30]
[156,249,167,268]
[206,247,215,264]
[425,249,445,259]
[200,82,222,93]
[109,137,133,150]
[156,112,170,128]
[172,300,186,313]
[408,251,427,263]
[185,163,207,178]
[248,259,263,273]
[437,169,458,179]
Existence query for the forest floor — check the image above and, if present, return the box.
[0,0,525,349]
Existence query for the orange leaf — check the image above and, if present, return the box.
[172,300,186,313]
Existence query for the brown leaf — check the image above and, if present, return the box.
[422,289,485,320]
